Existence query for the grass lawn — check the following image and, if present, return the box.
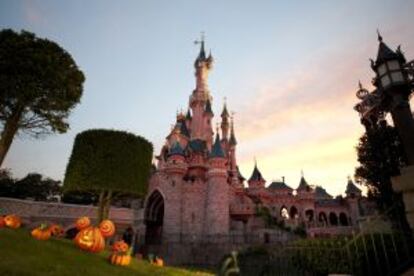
[0,228,213,276]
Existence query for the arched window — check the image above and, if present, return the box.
[290,206,298,219]
[339,212,349,226]
[280,206,289,219]
[319,212,328,225]
[305,209,314,222]
[329,212,338,226]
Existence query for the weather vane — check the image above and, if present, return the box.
[194,31,205,45]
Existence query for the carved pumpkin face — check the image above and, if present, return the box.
[75,216,90,231]
[4,215,21,229]
[99,220,115,238]
[112,240,129,253]
[74,226,105,253]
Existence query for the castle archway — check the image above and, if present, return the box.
[329,212,338,226]
[339,212,349,226]
[144,190,164,244]
[280,206,289,219]
[319,212,328,225]
[289,206,298,219]
[305,209,314,222]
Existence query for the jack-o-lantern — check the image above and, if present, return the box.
[99,220,115,238]
[109,254,131,266]
[111,240,129,254]
[154,257,164,267]
[31,224,51,240]
[75,216,90,230]
[49,224,64,237]
[4,214,21,229]
[74,226,105,253]
[0,216,4,228]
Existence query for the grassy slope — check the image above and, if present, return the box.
[0,228,212,276]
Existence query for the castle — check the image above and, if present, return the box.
[144,39,372,244]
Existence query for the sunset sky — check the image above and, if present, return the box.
[1,0,414,196]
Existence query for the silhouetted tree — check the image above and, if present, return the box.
[0,29,85,167]
[355,120,408,227]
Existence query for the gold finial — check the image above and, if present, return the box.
[377,29,383,42]
[301,169,304,178]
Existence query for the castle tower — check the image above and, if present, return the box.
[345,177,362,225]
[190,36,214,142]
[205,132,229,235]
[162,141,187,235]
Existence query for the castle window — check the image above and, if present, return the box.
[171,180,175,187]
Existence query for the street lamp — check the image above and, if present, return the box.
[355,32,414,165]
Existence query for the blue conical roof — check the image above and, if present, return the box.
[210,133,225,158]
[205,99,214,116]
[169,141,185,156]
[248,163,265,182]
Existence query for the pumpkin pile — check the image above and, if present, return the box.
[73,217,115,253]
[48,224,64,237]
[3,214,21,229]
[109,240,131,266]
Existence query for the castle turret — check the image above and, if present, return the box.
[345,177,362,226]
[221,101,230,141]
[190,36,214,140]
[205,132,229,235]
[248,161,266,189]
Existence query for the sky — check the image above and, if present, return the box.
[1,0,414,196]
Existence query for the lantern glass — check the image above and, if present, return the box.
[378,64,387,75]
[381,75,391,87]
[387,60,400,70]
[391,71,404,83]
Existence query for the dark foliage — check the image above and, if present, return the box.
[0,29,85,166]
[61,190,98,205]
[0,169,61,201]
[354,120,407,224]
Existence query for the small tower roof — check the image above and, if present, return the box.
[186,109,192,120]
[221,102,229,118]
[229,117,237,146]
[210,133,225,158]
[297,171,309,190]
[204,99,214,116]
[248,161,265,182]
[179,121,190,137]
[237,166,245,181]
[346,178,361,195]
[315,186,332,199]
[373,31,405,67]
[169,141,185,157]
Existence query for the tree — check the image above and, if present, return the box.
[63,129,153,222]
[0,170,61,201]
[354,120,408,227]
[0,29,85,167]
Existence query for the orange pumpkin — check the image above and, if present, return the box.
[0,216,4,228]
[109,253,131,266]
[154,257,164,267]
[111,240,129,254]
[31,224,51,240]
[75,216,90,230]
[74,226,105,253]
[4,214,21,229]
[99,220,115,238]
[48,224,64,237]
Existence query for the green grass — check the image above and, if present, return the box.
[0,228,213,276]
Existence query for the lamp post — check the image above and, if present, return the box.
[354,32,414,229]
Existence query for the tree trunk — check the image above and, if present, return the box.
[97,190,105,223]
[0,107,23,167]
[103,190,112,221]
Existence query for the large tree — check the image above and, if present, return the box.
[0,29,85,166]
[63,129,153,222]
[355,120,408,227]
